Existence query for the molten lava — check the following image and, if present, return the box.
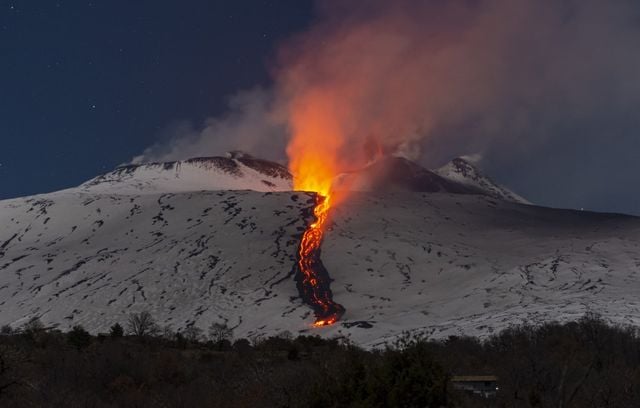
[296,193,345,327]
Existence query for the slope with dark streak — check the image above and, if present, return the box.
[295,194,345,326]
[0,190,315,336]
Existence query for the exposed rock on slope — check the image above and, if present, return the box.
[334,156,528,204]
[79,152,292,194]
[435,156,529,204]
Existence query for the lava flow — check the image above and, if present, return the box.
[296,193,345,327]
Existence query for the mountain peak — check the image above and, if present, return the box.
[435,157,529,204]
[79,154,292,195]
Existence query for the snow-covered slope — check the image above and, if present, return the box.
[324,194,640,346]
[0,190,311,338]
[1,186,639,347]
[435,156,529,204]
[78,152,292,194]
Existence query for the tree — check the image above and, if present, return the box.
[208,322,233,344]
[277,330,293,341]
[126,311,157,337]
[109,323,124,338]
[67,325,91,350]
[21,317,44,334]
[375,341,449,408]
[160,325,176,341]
[175,331,187,349]
[183,326,203,343]
[0,325,12,336]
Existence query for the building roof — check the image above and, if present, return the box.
[451,376,498,382]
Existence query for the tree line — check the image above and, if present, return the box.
[1,313,639,407]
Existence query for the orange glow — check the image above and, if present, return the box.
[286,90,346,197]
[313,316,338,327]
[286,90,348,327]
[296,194,344,327]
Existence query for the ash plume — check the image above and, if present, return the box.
[135,0,640,212]
[275,0,640,172]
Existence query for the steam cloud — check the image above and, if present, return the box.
[136,0,640,211]
[131,88,286,164]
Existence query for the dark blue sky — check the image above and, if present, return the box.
[2,1,640,216]
[0,1,313,199]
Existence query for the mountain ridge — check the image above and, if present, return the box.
[78,152,528,205]
[78,152,292,195]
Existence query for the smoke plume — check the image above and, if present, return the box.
[131,87,286,164]
[136,0,640,211]
[277,0,640,170]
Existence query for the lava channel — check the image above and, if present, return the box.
[296,194,345,327]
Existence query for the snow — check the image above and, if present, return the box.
[76,155,292,195]
[434,157,530,204]
[2,183,639,347]
[322,193,640,346]
[0,190,312,338]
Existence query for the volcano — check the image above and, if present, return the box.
[1,153,639,346]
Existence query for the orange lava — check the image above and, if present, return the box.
[297,194,344,327]
[313,316,338,327]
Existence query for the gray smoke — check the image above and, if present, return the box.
[131,87,286,164]
[135,0,640,214]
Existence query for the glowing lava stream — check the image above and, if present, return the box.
[297,193,345,327]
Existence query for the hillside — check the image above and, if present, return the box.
[1,185,639,346]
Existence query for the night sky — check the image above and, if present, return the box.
[1,1,313,199]
[2,1,640,216]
